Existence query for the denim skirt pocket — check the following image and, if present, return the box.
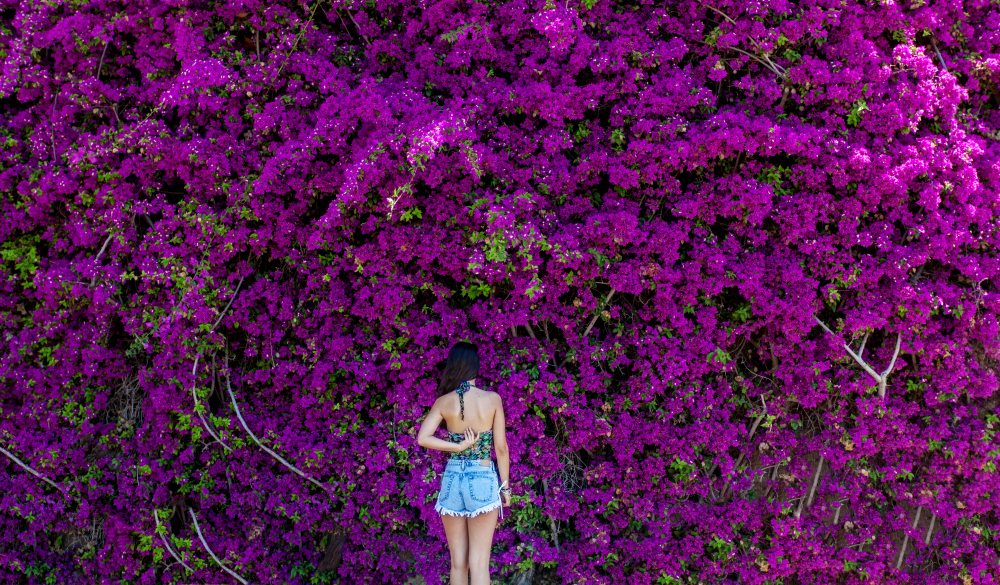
[467,471,497,504]
[438,472,456,502]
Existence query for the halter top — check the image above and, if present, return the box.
[447,380,494,460]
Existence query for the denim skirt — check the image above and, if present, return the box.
[434,459,503,519]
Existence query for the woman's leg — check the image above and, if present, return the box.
[467,508,498,585]
[441,514,470,585]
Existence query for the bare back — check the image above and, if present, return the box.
[441,387,497,434]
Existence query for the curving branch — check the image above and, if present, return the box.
[153,510,193,574]
[223,368,329,494]
[0,444,67,496]
[189,509,249,585]
[191,354,232,453]
[813,316,903,398]
[190,276,247,452]
[210,276,245,334]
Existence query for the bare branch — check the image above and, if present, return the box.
[582,288,616,339]
[795,455,823,518]
[89,233,115,286]
[0,445,66,495]
[191,354,232,452]
[931,40,948,72]
[224,369,329,494]
[188,509,249,585]
[703,4,738,26]
[210,276,245,333]
[556,288,618,369]
[342,8,371,47]
[718,396,768,499]
[95,40,109,79]
[924,512,936,546]
[880,332,903,380]
[896,505,922,570]
[746,395,768,440]
[832,498,849,524]
[153,510,193,574]
[813,316,904,399]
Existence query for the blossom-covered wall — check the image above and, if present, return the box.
[1,0,998,583]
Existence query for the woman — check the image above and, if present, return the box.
[417,341,511,585]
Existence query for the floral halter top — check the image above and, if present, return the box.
[447,380,494,460]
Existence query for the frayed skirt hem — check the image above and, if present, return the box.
[435,500,502,518]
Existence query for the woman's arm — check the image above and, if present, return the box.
[492,394,510,489]
[417,399,474,453]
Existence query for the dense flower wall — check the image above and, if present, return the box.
[1,0,999,583]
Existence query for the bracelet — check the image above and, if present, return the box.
[497,482,509,521]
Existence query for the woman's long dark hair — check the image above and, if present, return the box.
[436,341,480,396]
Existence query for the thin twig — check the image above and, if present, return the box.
[342,7,371,46]
[274,1,338,84]
[153,510,194,573]
[210,276,245,333]
[189,509,249,585]
[95,40,109,79]
[717,44,786,78]
[703,5,738,27]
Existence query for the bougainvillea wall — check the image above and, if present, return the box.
[2,0,999,583]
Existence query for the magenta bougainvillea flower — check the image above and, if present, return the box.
[1,0,998,584]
